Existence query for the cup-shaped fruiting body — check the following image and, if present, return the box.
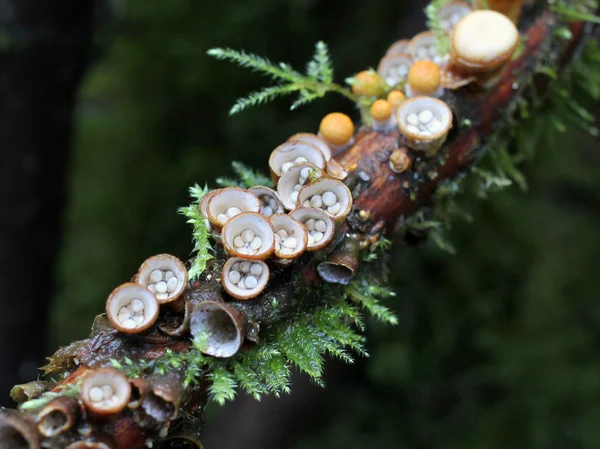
[221,258,269,300]
[384,39,410,56]
[136,254,187,304]
[206,187,261,229]
[377,53,413,88]
[81,368,131,416]
[370,99,396,132]
[269,140,327,181]
[326,159,348,181]
[222,212,275,260]
[406,60,444,98]
[397,96,453,157]
[298,178,353,222]
[106,283,159,333]
[450,10,520,74]
[248,186,284,218]
[190,300,245,357]
[276,162,322,210]
[387,90,406,112]
[0,410,40,449]
[389,148,413,173]
[408,31,449,67]
[198,189,220,232]
[473,0,522,22]
[317,234,362,285]
[350,70,386,97]
[439,1,472,31]
[66,439,114,449]
[318,113,355,155]
[289,207,335,251]
[36,396,81,437]
[10,381,52,405]
[288,132,332,161]
[269,214,308,259]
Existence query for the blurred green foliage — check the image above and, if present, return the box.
[50,0,600,448]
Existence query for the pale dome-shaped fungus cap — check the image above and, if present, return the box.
[406,60,444,98]
[288,132,332,161]
[318,113,355,154]
[136,254,187,304]
[269,140,327,182]
[221,257,270,300]
[298,178,353,222]
[438,1,472,31]
[276,162,322,210]
[370,99,396,132]
[384,39,410,56]
[289,207,336,251]
[377,53,413,88]
[222,212,275,260]
[269,213,308,260]
[408,31,450,67]
[206,187,261,229]
[397,96,453,157]
[105,283,159,333]
[190,301,245,357]
[248,186,284,218]
[450,10,520,73]
[80,368,131,417]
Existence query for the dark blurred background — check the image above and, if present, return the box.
[1,0,600,448]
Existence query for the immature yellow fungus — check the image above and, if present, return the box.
[407,60,443,97]
[387,90,406,109]
[370,100,392,122]
[351,71,386,97]
[318,113,355,151]
[370,100,396,132]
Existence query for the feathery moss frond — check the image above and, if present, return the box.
[216,161,273,188]
[208,41,358,114]
[425,0,452,54]
[178,184,213,280]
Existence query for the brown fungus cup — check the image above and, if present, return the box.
[136,254,187,304]
[105,283,159,333]
[81,368,131,417]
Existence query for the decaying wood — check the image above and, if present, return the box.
[0,4,592,449]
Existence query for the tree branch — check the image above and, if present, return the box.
[0,2,595,448]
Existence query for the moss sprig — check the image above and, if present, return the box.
[207,41,359,114]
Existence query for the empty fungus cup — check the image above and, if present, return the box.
[397,96,453,157]
[190,300,245,356]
